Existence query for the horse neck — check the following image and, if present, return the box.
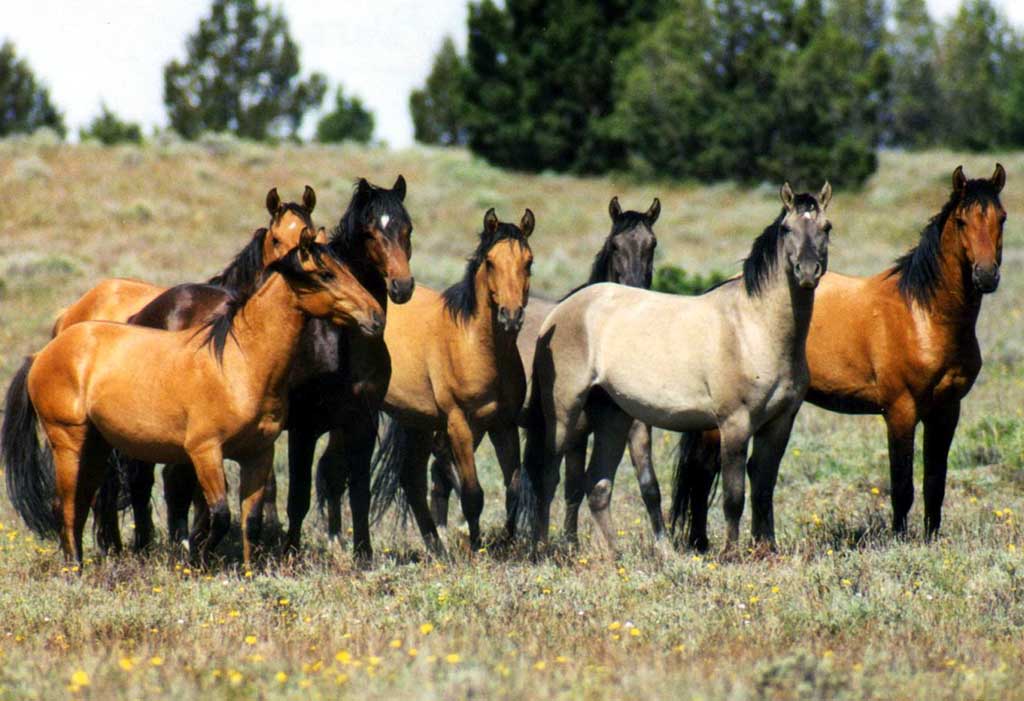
[336,236,389,310]
[927,218,983,331]
[227,275,308,398]
[464,266,519,364]
[747,255,815,364]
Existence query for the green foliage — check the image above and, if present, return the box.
[410,37,469,146]
[651,264,729,295]
[163,0,326,140]
[79,104,143,145]
[315,88,374,144]
[884,0,941,147]
[0,41,65,139]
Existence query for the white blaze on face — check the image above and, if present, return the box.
[803,211,814,220]
[380,214,390,230]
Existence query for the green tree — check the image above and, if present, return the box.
[936,0,1017,150]
[885,0,942,147]
[79,103,143,145]
[0,40,66,138]
[410,37,469,146]
[163,0,326,140]
[315,88,375,144]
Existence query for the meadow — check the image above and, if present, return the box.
[0,134,1022,700]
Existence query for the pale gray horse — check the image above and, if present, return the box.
[428,197,662,542]
[521,183,832,554]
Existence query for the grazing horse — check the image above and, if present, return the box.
[427,197,663,543]
[2,231,384,566]
[676,165,1006,547]
[521,183,832,554]
[149,176,414,562]
[76,187,323,553]
[369,208,534,553]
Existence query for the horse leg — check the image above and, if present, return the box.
[489,423,522,542]
[186,446,229,559]
[318,430,350,550]
[285,426,317,552]
[746,411,797,550]
[261,468,281,534]
[53,426,110,564]
[446,410,485,552]
[164,462,199,551]
[718,420,752,554]
[562,439,588,546]
[686,437,718,553]
[345,416,378,563]
[428,441,455,535]
[627,421,667,546]
[584,405,632,557]
[92,466,124,556]
[238,449,275,569]
[884,397,918,536]
[128,460,156,552]
[398,427,445,556]
[923,401,959,539]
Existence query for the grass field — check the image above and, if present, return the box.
[0,137,1022,699]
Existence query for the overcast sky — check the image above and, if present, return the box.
[3,0,1021,147]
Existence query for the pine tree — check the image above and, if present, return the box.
[410,37,469,146]
[80,103,143,145]
[163,0,326,140]
[0,41,66,138]
[885,0,942,147]
[316,88,375,144]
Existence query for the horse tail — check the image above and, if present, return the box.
[369,418,410,524]
[670,430,721,539]
[514,384,547,539]
[1,357,59,537]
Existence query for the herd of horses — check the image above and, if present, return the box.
[0,163,1007,570]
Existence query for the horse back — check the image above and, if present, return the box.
[52,278,165,335]
[127,283,232,331]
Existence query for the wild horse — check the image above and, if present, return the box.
[522,183,832,555]
[2,231,383,566]
[675,165,1006,548]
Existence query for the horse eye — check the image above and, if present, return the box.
[272,236,280,245]
[485,259,494,270]
[823,222,832,234]
[526,260,533,275]
[955,217,967,228]
[318,271,336,282]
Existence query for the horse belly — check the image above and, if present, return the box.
[601,371,717,433]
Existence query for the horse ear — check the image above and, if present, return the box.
[303,185,316,213]
[991,163,1006,193]
[645,197,661,225]
[315,226,328,243]
[393,174,407,202]
[609,196,622,221]
[298,226,316,262]
[356,178,371,198]
[483,208,500,234]
[266,187,281,216]
[952,165,967,195]
[780,182,796,212]
[819,182,832,211]
[520,209,535,238]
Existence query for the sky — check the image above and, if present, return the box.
[2,0,1022,148]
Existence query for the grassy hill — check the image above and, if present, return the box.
[0,140,1022,699]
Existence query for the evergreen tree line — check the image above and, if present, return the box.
[411,0,1024,187]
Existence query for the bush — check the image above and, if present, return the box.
[652,264,729,295]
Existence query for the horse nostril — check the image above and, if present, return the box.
[514,308,525,325]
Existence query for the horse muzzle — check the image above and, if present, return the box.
[354,310,385,337]
[389,277,415,304]
[497,306,525,333]
[972,264,1000,294]
[794,261,823,289]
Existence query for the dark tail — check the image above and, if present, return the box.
[514,386,547,539]
[670,431,720,540]
[1,357,59,537]
[369,418,411,524]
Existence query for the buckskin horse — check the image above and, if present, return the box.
[2,231,383,567]
[675,165,1006,549]
[522,183,832,555]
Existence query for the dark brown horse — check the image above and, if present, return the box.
[155,176,415,561]
[674,165,1006,549]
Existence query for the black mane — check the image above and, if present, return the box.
[329,180,411,257]
[742,193,818,297]
[200,243,332,363]
[888,179,1002,307]
[442,222,529,323]
[206,202,315,295]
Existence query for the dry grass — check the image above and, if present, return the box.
[0,141,1022,699]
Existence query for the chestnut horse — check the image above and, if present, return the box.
[369,208,534,553]
[675,165,1006,548]
[2,232,384,566]
[428,197,662,543]
[128,176,414,562]
[521,184,832,555]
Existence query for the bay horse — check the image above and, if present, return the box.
[427,197,663,543]
[675,164,1006,548]
[369,208,534,553]
[135,176,415,562]
[521,183,832,555]
[2,231,384,566]
[73,187,323,553]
